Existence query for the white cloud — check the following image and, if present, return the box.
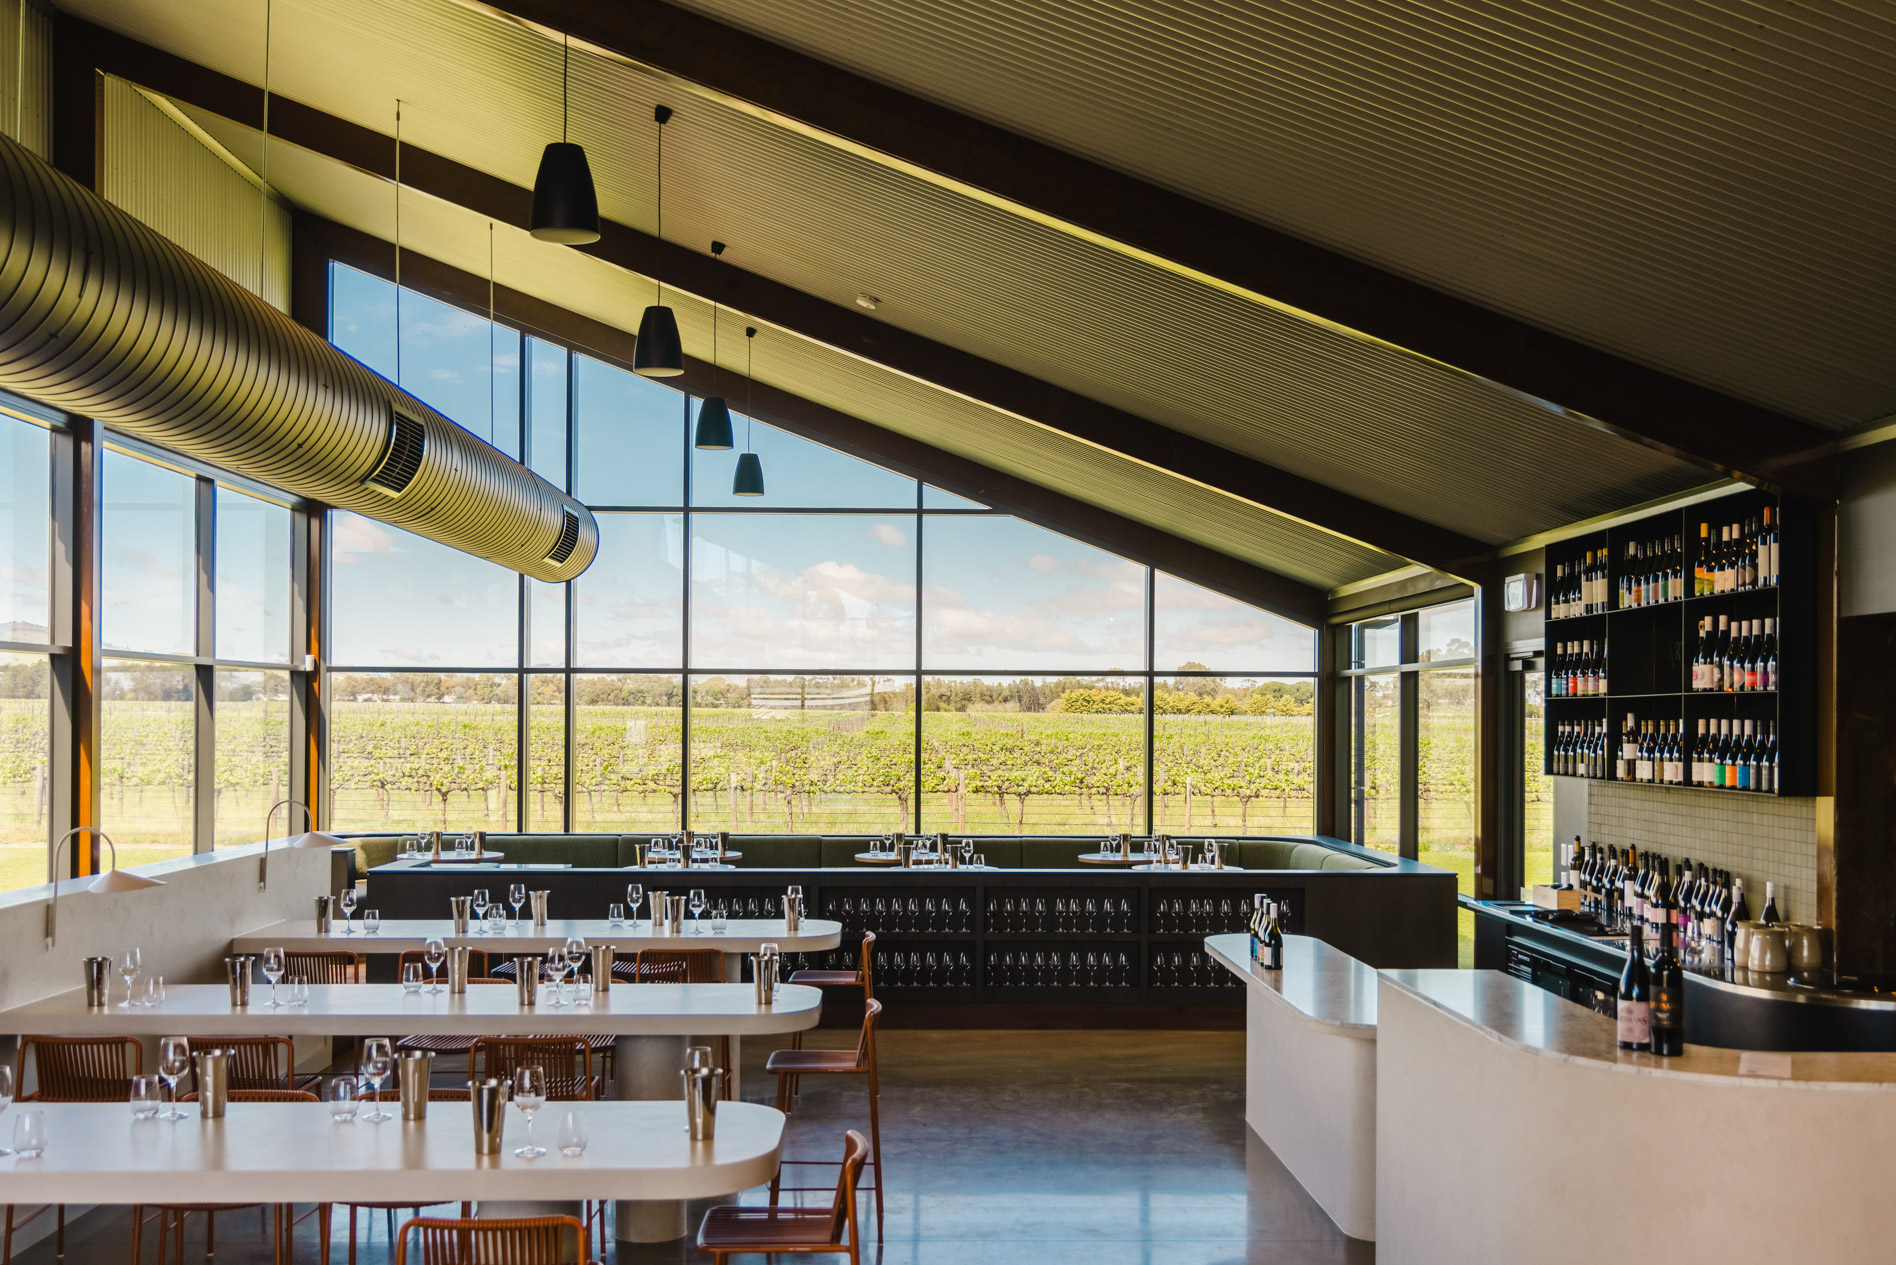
[870,523,907,548]
[1026,554,1059,574]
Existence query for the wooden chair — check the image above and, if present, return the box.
[341,1092,475,1265]
[184,1037,319,1094]
[394,1216,593,1265]
[282,951,362,984]
[787,932,877,1081]
[5,1036,143,1265]
[469,1038,597,1101]
[132,1091,323,1265]
[765,1000,884,1242]
[697,1131,869,1265]
[633,950,730,1096]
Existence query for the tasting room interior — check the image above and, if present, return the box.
[0,2,1890,1263]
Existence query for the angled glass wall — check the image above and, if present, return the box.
[324,263,1318,836]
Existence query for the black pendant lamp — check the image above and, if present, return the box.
[733,326,765,496]
[633,105,684,377]
[529,34,600,244]
[693,242,734,449]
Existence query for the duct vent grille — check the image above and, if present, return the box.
[363,408,426,496]
[546,510,581,565]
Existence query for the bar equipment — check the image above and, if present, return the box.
[82,957,110,1008]
[716,831,729,863]
[1118,832,1133,860]
[591,945,615,993]
[397,1050,433,1120]
[665,895,686,935]
[529,890,550,927]
[470,1078,508,1155]
[224,956,254,1007]
[629,842,647,868]
[682,1053,718,1141]
[648,890,670,933]
[430,830,443,861]
[194,1048,231,1118]
[679,830,695,869]
[752,943,781,1006]
[447,945,473,994]
[450,896,472,935]
[784,888,803,934]
[514,957,543,1005]
[313,895,332,933]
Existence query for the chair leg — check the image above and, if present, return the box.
[867,1075,884,1243]
[346,1207,357,1265]
[204,1210,215,1261]
[128,1207,142,1265]
[56,1206,66,1263]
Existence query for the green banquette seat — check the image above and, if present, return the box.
[486,833,623,867]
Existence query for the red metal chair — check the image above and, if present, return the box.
[5,1037,143,1265]
[394,1216,594,1265]
[787,932,877,1093]
[764,1000,884,1241]
[697,1131,869,1265]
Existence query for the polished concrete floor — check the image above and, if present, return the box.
[14,1030,1370,1265]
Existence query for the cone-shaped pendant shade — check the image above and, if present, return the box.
[694,397,734,449]
[733,451,766,496]
[634,304,684,376]
[529,142,600,244]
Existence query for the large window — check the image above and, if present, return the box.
[0,411,52,892]
[324,265,1319,836]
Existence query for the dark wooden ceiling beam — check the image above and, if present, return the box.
[62,14,1489,578]
[493,0,1838,500]
[295,209,1330,626]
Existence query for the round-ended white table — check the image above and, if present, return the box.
[0,982,821,1245]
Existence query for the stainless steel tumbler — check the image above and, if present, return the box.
[224,956,253,1007]
[194,1049,230,1118]
[313,895,333,933]
[471,1078,507,1155]
[397,1050,432,1120]
[514,956,543,1006]
[447,945,472,994]
[591,945,615,993]
[682,1065,718,1141]
[450,895,472,936]
[529,891,550,927]
[82,957,110,1008]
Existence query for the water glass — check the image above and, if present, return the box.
[363,910,382,935]
[401,963,424,993]
[556,1110,588,1157]
[608,903,625,926]
[973,853,986,868]
[140,976,165,1008]
[573,978,594,1006]
[711,904,728,933]
[288,976,309,1007]
[13,1112,45,1158]
[129,1076,163,1120]
[326,1078,359,1122]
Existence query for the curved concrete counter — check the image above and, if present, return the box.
[1205,933,1378,1240]
[1376,969,1896,1263]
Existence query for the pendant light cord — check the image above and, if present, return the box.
[258,0,272,297]
[745,327,756,450]
[13,0,24,143]
[394,99,402,384]
[488,221,496,447]
[561,33,569,144]
[653,106,668,308]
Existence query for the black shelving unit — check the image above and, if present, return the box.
[1543,488,1816,796]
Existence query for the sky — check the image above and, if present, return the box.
[321,264,1316,676]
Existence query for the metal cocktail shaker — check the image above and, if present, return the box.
[1117,832,1133,860]
[82,957,110,1007]
[752,943,781,1005]
[470,1078,508,1154]
[529,891,550,927]
[397,1050,433,1120]
[682,1065,718,1140]
[224,956,254,1006]
[591,945,615,993]
[447,945,472,994]
[514,957,543,1006]
[450,895,472,935]
[648,890,670,934]
[664,895,685,936]
[784,890,802,935]
[194,1049,231,1118]
[314,895,333,933]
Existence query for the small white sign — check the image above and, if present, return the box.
[1737,1051,1793,1078]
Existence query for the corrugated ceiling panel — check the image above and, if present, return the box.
[80,0,1714,547]
[101,76,291,310]
[176,116,1403,590]
[668,0,1896,429]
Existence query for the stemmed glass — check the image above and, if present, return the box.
[423,938,447,993]
[157,1037,190,1120]
[512,1065,547,1158]
[118,949,142,1008]
[626,884,645,928]
[541,954,568,1008]
[358,1039,394,1121]
[509,883,527,926]
[338,888,358,934]
[261,947,286,1008]
[471,889,490,927]
[688,889,707,934]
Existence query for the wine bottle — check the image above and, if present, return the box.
[1761,881,1779,926]
[1616,922,1651,1050]
[1263,901,1284,970]
[1649,909,1685,1057]
[1695,522,1710,595]
[1763,619,1779,691]
[1249,894,1266,964]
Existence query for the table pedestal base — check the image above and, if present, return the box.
[613,1035,687,1244]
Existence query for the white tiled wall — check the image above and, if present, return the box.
[1586,783,1817,925]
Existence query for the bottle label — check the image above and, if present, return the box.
[1617,1000,1650,1045]
[1652,986,1680,1032]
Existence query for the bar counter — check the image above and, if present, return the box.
[1376,969,1896,1263]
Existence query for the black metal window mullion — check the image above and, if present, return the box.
[912,485,924,835]
[193,476,216,853]
[679,392,693,834]
[1143,566,1156,837]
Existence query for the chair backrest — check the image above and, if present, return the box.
[854,998,883,1070]
[20,1036,142,1101]
[634,948,723,982]
[858,931,878,998]
[399,949,487,977]
[284,951,362,983]
[181,1089,318,1103]
[371,1086,471,1102]
[611,959,686,983]
[395,1216,587,1265]
[186,1035,294,1091]
[823,1130,871,1247]
[470,1037,594,1101]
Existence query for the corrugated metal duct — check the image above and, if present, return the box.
[0,128,597,582]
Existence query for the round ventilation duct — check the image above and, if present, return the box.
[0,131,597,583]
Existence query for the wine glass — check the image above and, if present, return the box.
[626,884,645,927]
[118,949,142,1008]
[471,889,490,925]
[688,889,707,934]
[512,1065,547,1158]
[261,946,286,1008]
[358,1039,394,1121]
[338,888,358,934]
[541,955,567,1008]
[157,1037,190,1120]
[509,883,527,925]
[423,938,447,993]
